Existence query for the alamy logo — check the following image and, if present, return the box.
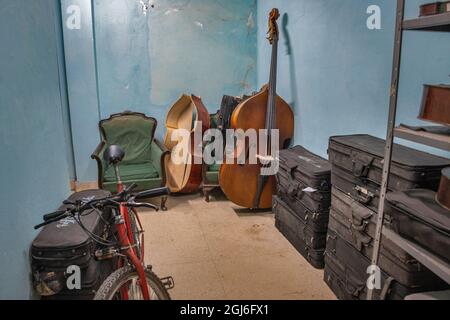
[169,124,280,176]
[66,265,81,290]
[66,5,81,30]
[367,5,381,30]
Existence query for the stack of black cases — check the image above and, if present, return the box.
[274,146,331,269]
[325,135,450,300]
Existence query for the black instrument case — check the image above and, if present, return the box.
[277,146,332,213]
[324,229,448,300]
[328,187,444,287]
[328,134,450,211]
[274,196,325,269]
[386,189,450,263]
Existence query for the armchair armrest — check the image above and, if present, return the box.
[91,140,107,189]
[150,139,170,187]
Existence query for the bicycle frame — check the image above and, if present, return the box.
[114,166,151,300]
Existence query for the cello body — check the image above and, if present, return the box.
[165,94,210,193]
[219,9,294,209]
[219,88,294,209]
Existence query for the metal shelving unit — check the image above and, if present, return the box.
[368,0,450,300]
[395,126,450,151]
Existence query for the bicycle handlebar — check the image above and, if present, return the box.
[43,210,67,222]
[35,185,169,229]
[134,187,170,200]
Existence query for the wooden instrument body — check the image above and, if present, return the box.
[165,94,210,193]
[437,167,450,210]
[219,85,294,209]
[219,8,294,209]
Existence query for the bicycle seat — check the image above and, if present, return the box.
[103,145,125,165]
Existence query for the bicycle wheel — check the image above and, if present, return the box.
[94,265,171,300]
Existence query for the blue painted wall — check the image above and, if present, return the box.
[66,0,258,183]
[257,0,450,159]
[61,0,102,182]
[0,0,71,299]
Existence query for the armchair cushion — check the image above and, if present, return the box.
[104,162,159,183]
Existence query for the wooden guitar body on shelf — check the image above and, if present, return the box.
[164,94,210,193]
[219,9,295,209]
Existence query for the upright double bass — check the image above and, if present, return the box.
[219,9,294,209]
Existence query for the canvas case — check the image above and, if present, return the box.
[328,135,450,211]
[274,196,325,269]
[328,187,444,287]
[277,145,332,213]
[386,189,450,263]
[31,189,114,299]
[324,229,449,300]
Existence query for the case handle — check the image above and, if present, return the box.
[351,152,374,178]
[351,231,372,251]
[287,181,306,199]
[353,186,375,205]
[350,200,373,232]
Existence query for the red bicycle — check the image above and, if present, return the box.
[35,145,173,300]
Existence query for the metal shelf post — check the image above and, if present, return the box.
[367,0,405,300]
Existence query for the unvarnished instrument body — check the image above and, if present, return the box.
[165,94,210,193]
[219,9,294,209]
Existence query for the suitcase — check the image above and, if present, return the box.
[328,135,450,211]
[327,189,444,287]
[324,230,449,300]
[404,290,450,300]
[274,196,327,249]
[386,189,450,263]
[437,167,450,210]
[274,196,325,269]
[277,146,331,213]
[273,190,329,233]
[31,189,114,299]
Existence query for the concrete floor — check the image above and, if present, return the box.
[139,191,336,300]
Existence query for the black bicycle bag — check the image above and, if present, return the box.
[31,189,114,299]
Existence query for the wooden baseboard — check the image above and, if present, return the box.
[72,181,99,192]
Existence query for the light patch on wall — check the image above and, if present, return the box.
[247,12,255,30]
[194,21,204,29]
[165,8,180,15]
[147,0,257,109]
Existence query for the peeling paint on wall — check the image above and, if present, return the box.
[93,0,257,121]
[147,0,258,110]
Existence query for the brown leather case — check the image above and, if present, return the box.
[419,2,450,16]
[437,167,450,210]
[420,2,442,16]
[419,85,450,126]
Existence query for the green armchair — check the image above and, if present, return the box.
[202,111,222,202]
[91,111,170,206]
